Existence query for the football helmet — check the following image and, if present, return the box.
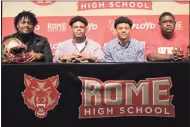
[2,38,30,63]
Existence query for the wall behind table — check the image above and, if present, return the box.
[2,1,189,54]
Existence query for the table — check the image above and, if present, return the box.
[2,62,190,127]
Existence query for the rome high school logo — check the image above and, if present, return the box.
[22,74,61,118]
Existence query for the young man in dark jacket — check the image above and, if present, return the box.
[2,11,53,62]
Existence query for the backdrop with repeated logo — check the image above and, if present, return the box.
[2,1,190,54]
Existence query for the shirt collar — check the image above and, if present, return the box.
[72,37,88,52]
[117,38,131,48]
[72,36,88,44]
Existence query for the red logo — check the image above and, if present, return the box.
[32,0,56,6]
[79,77,175,118]
[22,74,61,118]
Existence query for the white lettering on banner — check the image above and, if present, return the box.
[175,21,183,30]
[87,23,98,31]
[109,2,150,9]
[78,2,152,10]
[35,25,40,31]
[80,2,105,10]
[132,22,156,30]
[158,47,174,54]
[108,20,115,33]
[47,23,66,32]
[84,108,113,116]
[108,20,156,31]
[50,42,63,50]
[119,107,170,115]
[79,77,175,118]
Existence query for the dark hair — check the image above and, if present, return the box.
[14,10,38,31]
[159,12,175,22]
[114,16,133,28]
[69,16,88,27]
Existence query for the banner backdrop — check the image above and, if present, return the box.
[1,62,190,127]
[2,1,190,54]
